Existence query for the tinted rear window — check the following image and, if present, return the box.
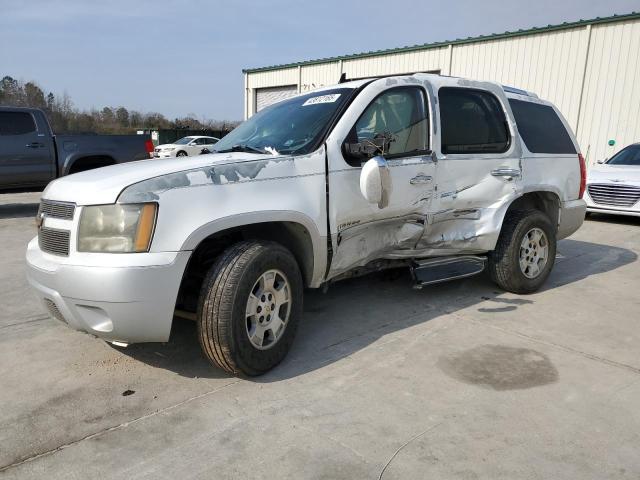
[0,111,37,135]
[509,99,576,154]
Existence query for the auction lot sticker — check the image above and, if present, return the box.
[302,94,341,106]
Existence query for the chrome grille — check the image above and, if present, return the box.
[44,299,66,323]
[39,227,70,256]
[39,200,75,220]
[587,183,640,207]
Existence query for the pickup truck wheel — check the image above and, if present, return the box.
[488,210,556,294]
[197,240,303,376]
[176,151,187,157]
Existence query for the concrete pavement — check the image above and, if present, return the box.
[1,190,639,479]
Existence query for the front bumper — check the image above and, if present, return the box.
[153,152,175,158]
[26,238,190,344]
[557,199,587,239]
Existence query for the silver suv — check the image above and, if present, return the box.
[26,74,587,376]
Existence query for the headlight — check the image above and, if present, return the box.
[78,203,157,253]
[166,148,176,152]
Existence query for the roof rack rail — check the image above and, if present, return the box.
[502,85,538,98]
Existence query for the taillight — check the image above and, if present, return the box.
[144,139,154,158]
[578,153,587,199]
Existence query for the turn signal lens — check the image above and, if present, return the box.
[134,203,157,252]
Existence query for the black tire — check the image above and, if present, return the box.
[487,209,556,294]
[176,151,187,157]
[197,240,303,376]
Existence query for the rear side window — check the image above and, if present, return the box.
[509,99,576,154]
[0,112,37,136]
[439,88,509,154]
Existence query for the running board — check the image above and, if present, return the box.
[411,256,486,289]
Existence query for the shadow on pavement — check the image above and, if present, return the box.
[117,238,636,381]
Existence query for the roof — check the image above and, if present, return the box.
[244,11,640,74]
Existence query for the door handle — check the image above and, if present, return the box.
[26,142,44,148]
[491,168,521,179]
[410,174,433,185]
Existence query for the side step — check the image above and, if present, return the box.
[411,256,487,289]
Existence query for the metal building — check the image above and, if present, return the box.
[243,12,640,165]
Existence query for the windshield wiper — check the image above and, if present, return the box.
[215,144,266,154]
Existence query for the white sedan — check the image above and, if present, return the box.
[153,136,219,158]
[585,142,640,217]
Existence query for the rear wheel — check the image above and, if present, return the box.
[197,240,303,376]
[488,210,556,294]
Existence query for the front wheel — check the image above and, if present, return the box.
[197,240,303,376]
[487,210,556,294]
[176,151,188,157]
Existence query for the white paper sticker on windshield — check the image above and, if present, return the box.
[302,94,341,106]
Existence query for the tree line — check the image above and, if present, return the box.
[0,75,240,134]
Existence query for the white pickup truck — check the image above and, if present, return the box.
[26,74,587,376]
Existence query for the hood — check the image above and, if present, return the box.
[155,143,177,150]
[587,164,640,184]
[43,152,272,205]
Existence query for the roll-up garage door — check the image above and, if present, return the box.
[255,85,298,112]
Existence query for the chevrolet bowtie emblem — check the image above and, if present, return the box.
[35,212,45,229]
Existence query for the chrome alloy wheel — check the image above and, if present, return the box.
[519,227,549,279]
[245,269,291,350]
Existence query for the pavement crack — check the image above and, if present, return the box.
[0,380,241,473]
[378,422,443,479]
[0,315,49,330]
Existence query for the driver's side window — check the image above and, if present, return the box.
[347,87,429,166]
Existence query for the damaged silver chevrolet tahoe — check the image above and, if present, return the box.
[26,74,587,376]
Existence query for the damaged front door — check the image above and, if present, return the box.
[325,84,436,279]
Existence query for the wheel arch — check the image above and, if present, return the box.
[505,189,561,229]
[64,155,116,175]
[175,213,326,314]
[487,188,561,252]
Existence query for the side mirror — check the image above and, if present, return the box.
[359,156,392,209]
[597,158,606,164]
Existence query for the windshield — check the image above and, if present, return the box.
[175,137,195,145]
[214,88,354,155]
[607,144,640,165]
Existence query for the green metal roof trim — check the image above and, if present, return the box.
[243,11,640,74]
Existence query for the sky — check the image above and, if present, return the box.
[1,0,639,121]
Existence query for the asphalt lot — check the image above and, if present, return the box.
[1,190,639,479]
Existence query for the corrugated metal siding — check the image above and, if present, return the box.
[300,63,342,92]
[342,47,448,78]
[450,27,588,128]
[578,20,640,163]
[245,17,640,165]
[247,67,298,89]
